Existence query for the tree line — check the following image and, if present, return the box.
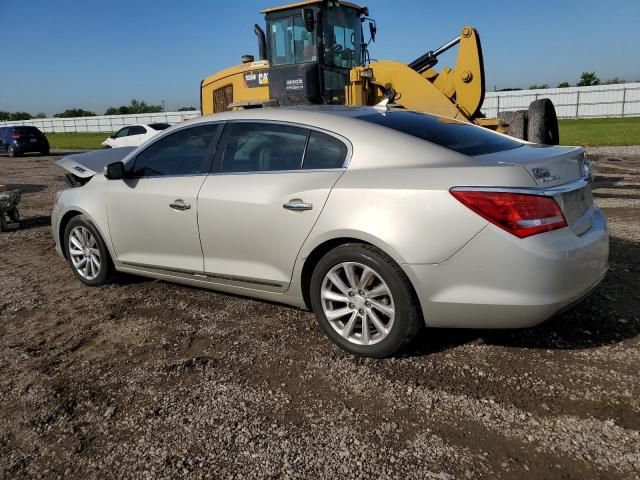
[0,99,197,121]
[499,72,635,91]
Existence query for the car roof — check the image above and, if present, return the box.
[185,105,410,129]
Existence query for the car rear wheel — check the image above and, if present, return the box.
[310,244,422,358]
[41,148,50,156]
[64,215,113,286]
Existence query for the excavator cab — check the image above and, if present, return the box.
[260,1,372,105]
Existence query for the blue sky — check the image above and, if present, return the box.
[0,0,638,115]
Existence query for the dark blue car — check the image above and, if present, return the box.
[0,126,50,157]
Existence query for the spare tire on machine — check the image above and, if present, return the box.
[498,110,528,141]
[527,98,559,145]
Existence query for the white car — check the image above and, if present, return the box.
[101,123,171,149]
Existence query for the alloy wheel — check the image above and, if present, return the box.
[68,226,102,281]
[320,262,395,346]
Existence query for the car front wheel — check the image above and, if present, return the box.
[310,244,422,358]
[64,215,112,286]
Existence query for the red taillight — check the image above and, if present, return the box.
[11,133,20,139]
[451,189,567,238]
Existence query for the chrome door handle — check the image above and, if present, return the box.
[283,200,313,211]
[169,200,191,211]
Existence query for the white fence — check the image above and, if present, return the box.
[1,83,639,133]
[0,111,201,133]
[483,83,640,119]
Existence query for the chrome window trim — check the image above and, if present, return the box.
[127,168,347,180]
[220,119,354,171]
[450,176,591,197]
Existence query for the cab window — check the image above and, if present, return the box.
[269,17,317,65]
[131,124,222,177]
[324,8,362,68]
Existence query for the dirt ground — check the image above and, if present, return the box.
[1,150,639,479]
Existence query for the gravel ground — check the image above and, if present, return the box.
[0,149,639,479]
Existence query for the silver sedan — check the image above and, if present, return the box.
[52,106,609,357]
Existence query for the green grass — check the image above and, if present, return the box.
[559,117,640,146]
[46,132,107,150]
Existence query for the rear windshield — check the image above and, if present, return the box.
[358,111,522,156]
[14,126,43,136]
[148,123,170,131]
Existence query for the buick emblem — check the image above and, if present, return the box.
[532,167,550,179]
[532,167,560,183]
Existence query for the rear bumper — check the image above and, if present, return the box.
[404,207,609,329]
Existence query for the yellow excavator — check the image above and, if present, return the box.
[200,0,559,144]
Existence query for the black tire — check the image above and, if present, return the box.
[8,145,18,157]
[64,215,113,286]
[527,98,559,145]
[41,148,50,156]
[498,110,528,140]
[102,145,112,149]
[7,207,19,224]
[309,243,422,358]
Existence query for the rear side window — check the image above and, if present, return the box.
[132,124,222,177]
[303,131,348,169]
[14,127,43,137]
[129,126,147,135]
[149,123,170,131]
[221,123,308,172]
[358,111,522,156]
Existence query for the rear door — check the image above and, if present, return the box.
[197,122,349,289]
[106,123,223,272]
[126,125,148,146]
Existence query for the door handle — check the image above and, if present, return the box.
[169,200,191,211]
[283,200,313,211]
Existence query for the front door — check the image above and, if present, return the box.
[198,122,349,289]
[106,123,223,272]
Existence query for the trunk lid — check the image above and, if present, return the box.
[476,144,586,188]
[56,147,136,178]
[476,144,593,235]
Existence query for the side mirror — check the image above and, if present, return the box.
[302,8,315,32]
[369,20,377,42]
[109,134,116,139]
[104,161,125,180]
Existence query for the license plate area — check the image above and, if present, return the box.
[558,185,594,234]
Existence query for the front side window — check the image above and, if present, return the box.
[303,131,348,169]
[131,124,222,177]
[221,123,308,173]
[324,8,362,68]
[269,17,317,65]
[114,127,129,138]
